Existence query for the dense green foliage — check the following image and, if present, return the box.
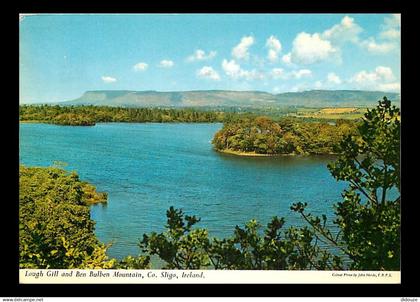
[141,207,211,269]
[291,97,400,270]
[19,98,399,270]
[19,105,232,126]
[212,116,358,155]
[19,165,116,268]
[138,206,342,270]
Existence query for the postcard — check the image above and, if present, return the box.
[19,13,401,284]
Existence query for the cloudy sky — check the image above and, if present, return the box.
[19,14,401,103]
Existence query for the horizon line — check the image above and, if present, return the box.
[19,88,401,105]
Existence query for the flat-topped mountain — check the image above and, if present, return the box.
[60,89,400,108]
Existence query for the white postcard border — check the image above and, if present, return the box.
[19,269,400,284]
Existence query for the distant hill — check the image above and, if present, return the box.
[275,90,400,107]
[59,89,400,108]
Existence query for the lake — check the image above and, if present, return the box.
[19,122,348,259]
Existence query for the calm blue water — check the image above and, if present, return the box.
[19,123,348,259]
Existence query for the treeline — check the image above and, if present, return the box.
[19,104,359,127]
[212,116,358,155]
[19,105,235,126]
[19,98,400,270]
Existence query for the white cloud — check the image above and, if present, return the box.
[187,49,217,62]
[221,59,264,81]
[377,82,401,92]
[375,66,395,81]
[380,28,400,40]
[322,15,363,45]
[101,76,117,83]
[384,14,401,30]
[197,66,221,81]
[380,14,401,42]
[242,70,264,81]
[287,16,361,65]
[270,68,312,80]
[291,69,312,79]
[349,66,399,92]
[360,14,400,54]
[133,62,148,71]
[314,81,323,89]
[251,55,266,68]
[286,15,399,62]
[280,16,362,66]
[158,60,174,68]
[293,72,342,89]
[327,72,342,85]
[282,52,292,65]
[351,70,378,83]
[291,32,337,65]
[287,15,398,63]
[380,14,401,41]
[266,35,282,62]
[232,36,254,60]
[268,50,279,63]
[270,68,286,79]
[222,59,241,78]
[360,38,397,54]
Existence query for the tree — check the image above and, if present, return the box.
[291,97,400,270]
[140,207,211,269]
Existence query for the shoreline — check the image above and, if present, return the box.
[214,148,337,157]
[214,148,295,157]
[19,120,45,124]
[19,120,222,125]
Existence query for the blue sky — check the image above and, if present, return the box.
[19,14,401,103]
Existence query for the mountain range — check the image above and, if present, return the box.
[59,89,401,108]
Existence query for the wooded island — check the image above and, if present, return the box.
[212,116,358,155]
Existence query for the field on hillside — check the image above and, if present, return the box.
[293,107,367,120]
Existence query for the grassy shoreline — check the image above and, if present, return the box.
[20,120,45,123]
[215,148,338,157]
[214,148,295,157]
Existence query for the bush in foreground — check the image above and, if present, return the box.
[19,165,115,269]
